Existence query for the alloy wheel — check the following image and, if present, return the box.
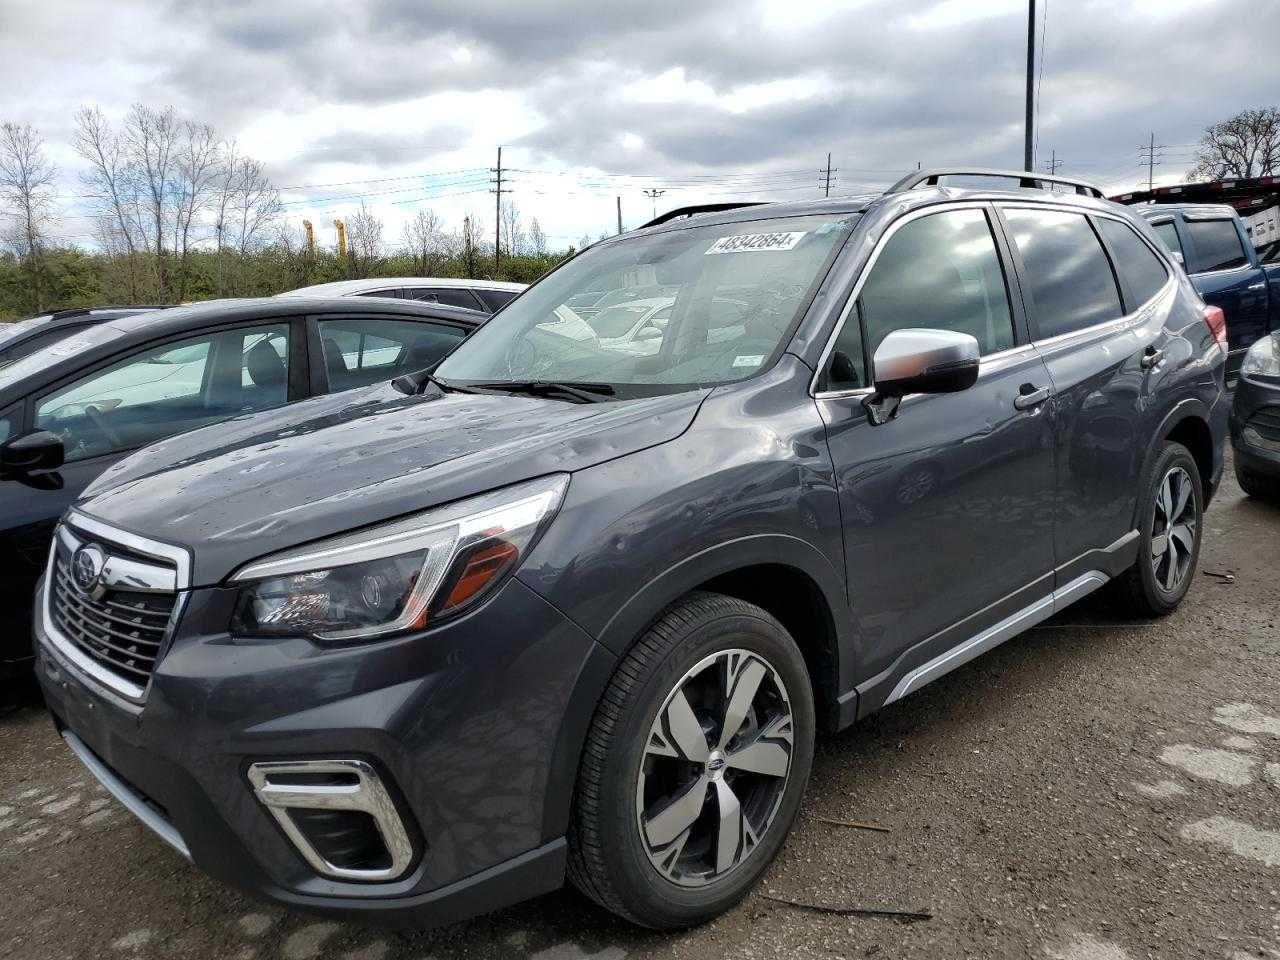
[635,649,793,888]
[1151,465,1197,593]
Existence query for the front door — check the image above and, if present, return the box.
[814,204,1057,697]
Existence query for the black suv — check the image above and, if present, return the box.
[35,170,1227,931]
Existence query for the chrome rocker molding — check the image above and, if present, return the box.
[247,760,416,883]
[883,569,1111,705]
[62,730,191,860]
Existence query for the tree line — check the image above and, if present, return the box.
[3,102,1277,322]
[0,104,571,321]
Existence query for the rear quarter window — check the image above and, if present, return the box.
[1096,217,1170,307]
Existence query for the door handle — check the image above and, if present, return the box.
[1247,282,1266,291]
[1014,385,1050,410]
[1140,346,1164,369]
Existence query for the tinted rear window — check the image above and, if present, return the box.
[1003,208,1123,339]
[1096,218,1169,307]
[1150,221,1183,259]
[1185,218,1249,273]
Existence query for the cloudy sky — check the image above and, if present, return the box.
[2,0,1278,251]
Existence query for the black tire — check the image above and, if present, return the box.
[567,592,815,929]
[1111,441,1203,617]
[1236,464,1280,501]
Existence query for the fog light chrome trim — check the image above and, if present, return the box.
[247,759,414,882]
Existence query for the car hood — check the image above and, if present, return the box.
[78,382,706,585]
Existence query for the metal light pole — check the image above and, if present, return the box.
[1024,0,1036,172]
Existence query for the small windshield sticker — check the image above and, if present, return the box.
[732,355,765,368]
[706,231,806,255]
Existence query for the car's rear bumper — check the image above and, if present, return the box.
[35,573,605,927]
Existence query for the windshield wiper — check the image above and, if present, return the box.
[462,380,617,403]
[391,370,485,396]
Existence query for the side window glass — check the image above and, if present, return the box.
[1151,221,1184,260]
[0,403,15,444]
[1096,218,1170,307]
[35,324,290,463]
[317,319,466,394]
[405,288,483,311]
[476,289,516,311]
[855,208,1016,361]
[1003,208,1123,339]
[357,289,400,299]
[1184,219,1250,273]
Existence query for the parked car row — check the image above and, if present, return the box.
[5,170,1236,933]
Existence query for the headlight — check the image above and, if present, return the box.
[228,474,568,643]
[1242,334,1280,380]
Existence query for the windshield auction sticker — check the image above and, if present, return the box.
[706,231,806,254]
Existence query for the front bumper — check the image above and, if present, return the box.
[1230,376,1280,479]
[36,571,608,926]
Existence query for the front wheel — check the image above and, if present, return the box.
[1111,441,1203,617]
[567,592,815,929]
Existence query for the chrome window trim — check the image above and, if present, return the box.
[810,200,1007,399]
[65,509,191,590]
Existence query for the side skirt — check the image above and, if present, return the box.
[881,569,1110,707]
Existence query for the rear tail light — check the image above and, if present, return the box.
[1203,306,1227,352]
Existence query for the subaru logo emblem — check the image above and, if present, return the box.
[71,544,106,596]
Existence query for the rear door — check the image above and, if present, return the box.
[1181,213,1269,372]
[815,203,1057,695]
[999,204,1171,585]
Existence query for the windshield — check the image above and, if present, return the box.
[0,323,127,392]
[436,213,857,394]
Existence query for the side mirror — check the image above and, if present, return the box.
[865,329,980,424]
[1,430,65,476]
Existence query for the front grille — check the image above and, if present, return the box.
[50,536,177,691]
[1249,406,1280,444]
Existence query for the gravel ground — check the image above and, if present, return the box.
[3,457,1279,960]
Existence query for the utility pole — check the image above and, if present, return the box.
[1138,132,1164,192]
[617,196,623,234]
[463,215,475,279]
[490,146,511,275]
[302,220,314,255]
[1024,0,1036,172]
[1043,150,1063,175]
[820,152,837,197]
[643,188,666,219]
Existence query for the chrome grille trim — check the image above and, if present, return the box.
[41,516,190,703]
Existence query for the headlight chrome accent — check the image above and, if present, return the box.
[228,474,568,642]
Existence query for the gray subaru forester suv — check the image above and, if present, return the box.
[34,169,1227,931]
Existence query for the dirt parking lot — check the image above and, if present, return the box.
[3,455,1279,960]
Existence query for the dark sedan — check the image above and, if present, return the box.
[0,306,172,369]
[0,296,484,678]
[1231,331,1280,498]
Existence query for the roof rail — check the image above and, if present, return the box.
[47,304,173,321]
[640,201,768,229]
[888,168,1105,199]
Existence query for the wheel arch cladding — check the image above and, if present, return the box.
[1164,414,1214,501]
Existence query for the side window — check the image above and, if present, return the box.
[34,324,291,463]
[317,318,467,394]
[1151,220,1184,260]
[357,288,401,299]
[404,287,484,311]
[0,403,15,444]
[1184,218,1250,273]
[1096,217,1170,307]
[1003,208,1123,339]
[475,289,517,311]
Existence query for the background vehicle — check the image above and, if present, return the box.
[280,277,525,312]
[1230,330,1280,498]
[0,306,171,369]
[1137,204,1279,378]
[35,170,1225,933]
[0,296,482,677]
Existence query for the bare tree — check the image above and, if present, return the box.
[1189,106,1280,181]
[0,122,58,311]
[214,146,282,294]
[528,217,547,256]
[500,199,526,257]
[74,106,145,299]
[401,208,450,275]
[172,119,221,300]
[346,202,384,278]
